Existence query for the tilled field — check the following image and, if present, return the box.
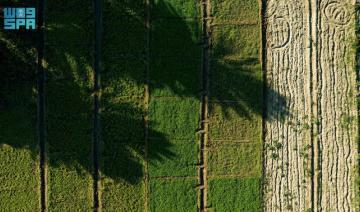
[264,0,359,211]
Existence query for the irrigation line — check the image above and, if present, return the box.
[309,0,323,210]
[355,1,360,209]
[36,0,46,210]
[260,0,267,211]
[144,0,151,210]
[93,0,102,210]
[199,0,211,210]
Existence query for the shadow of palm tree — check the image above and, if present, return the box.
[0,0,288,188]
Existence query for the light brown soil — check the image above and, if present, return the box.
[264,0,359,211]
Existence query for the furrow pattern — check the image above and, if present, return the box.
[265,0,312,211]
[316,0,358,211]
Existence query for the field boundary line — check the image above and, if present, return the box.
[199,0,211,210]
[260,0,267,210]
[150,176,198,180]
[92,0,102,210]
[37,0,47,210]
[144,0,151,210]
[207,174,260,180]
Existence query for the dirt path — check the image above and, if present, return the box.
[264,0,359,211]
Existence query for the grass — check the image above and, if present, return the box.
[207,0,263,210]
[46,50,93,211]
[101,143,145,210]
[211,0,260,23]
[208,142,262,177]
[0,4,40,209]
[0,0,264,210]
[210,59,262,102]
[212,25,260,59]
[150,57,202,97]
[45,0,94,210]
[207,178,262,211]
[149,98,200,140]
[101,178,145,211]
[209,102,262,140]
[0,85,39,210]
[151,19,202,58]
[100,0,147,210]
[153,0,200,18]
[150,179,198,211]
[101,60,145,100]
[149,139,198,177]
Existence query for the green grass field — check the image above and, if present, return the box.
[207,0,262,210]
[100,0,146,210]
[0,0,40,208]
[0,0,263,210]
[0,33,39,210]
[148,0,202,210]
[45,0,94,210]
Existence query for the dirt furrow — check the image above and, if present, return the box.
[315,1,358,211]
[264,0,312,211]
[265,0,359,211]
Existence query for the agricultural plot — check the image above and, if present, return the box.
[45,0,94,210]
[100,0,146,210]
[1,0,360,211]
[0,30,39,210]
[264,0,359,211]
[315,1,358,210]
[207,0,263,211]
[148,0,202,211]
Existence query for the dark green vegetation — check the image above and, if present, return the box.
[208,178,261,211]
[206,0,263,210]
[0,31,39,210]
[0,1,39,210]
[148,0,202,210]
[100,0,146,210]
[45,0,94,210]
[0,0,265,211]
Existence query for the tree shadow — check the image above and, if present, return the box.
[0,0,288,187]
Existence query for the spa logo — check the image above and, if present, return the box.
[3,7,36,30]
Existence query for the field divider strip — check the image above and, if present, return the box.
[93,0,102,210]
[199,0,211,210]
[144,0,151,210]
[207,174,260,179]
[37,0,46,210]
[309,0,318,210]
[150,176,198,180]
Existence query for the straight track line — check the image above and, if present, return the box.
[93,0,102,210]
[37,0,46,210]
[260,0,267,211]
[144,0,151,210]
[199,0,211,210]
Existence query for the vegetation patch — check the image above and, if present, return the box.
[149,139,198,177]
[208,142,262,177]
[207,178,261,211]
[150,179,198,212]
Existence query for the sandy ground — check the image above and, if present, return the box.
[264,0,359,211]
